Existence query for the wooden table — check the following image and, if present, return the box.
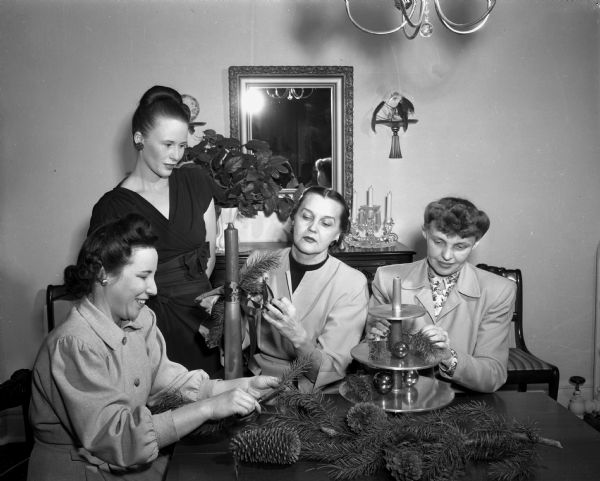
[165,391,600,481]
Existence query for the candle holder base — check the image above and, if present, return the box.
[347,214,398,247]
[340,374,454,413]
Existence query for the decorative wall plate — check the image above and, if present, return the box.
[182,94,200,120]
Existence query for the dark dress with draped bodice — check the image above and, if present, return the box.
[88,165,221,375]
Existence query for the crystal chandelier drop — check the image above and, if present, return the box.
[344,0,496,39]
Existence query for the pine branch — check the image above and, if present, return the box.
[239,250,281,295]
[487,449,540,481]
[321,446,385,481]
[300,439,361,462]
[343,374,374,402]
[407,329,448,364]
[204,297,225,349]
[258,354,312,405]
[148,389,188,414]
[226,396,563,481]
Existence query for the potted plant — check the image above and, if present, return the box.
[183,130,301,222]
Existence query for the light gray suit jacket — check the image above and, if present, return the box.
[370,259,516,392]
[249,248,369,392]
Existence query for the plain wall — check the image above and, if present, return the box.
[1,0,599,437]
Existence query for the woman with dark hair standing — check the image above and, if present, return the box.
[89,85,221,374]
[243,186,369,393]
[28,214,278,481]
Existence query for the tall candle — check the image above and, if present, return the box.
[351,189,358,220]
[385,191,392,222]
[367,185,373,207]
[224,223,243,379]
[392,276,402,317]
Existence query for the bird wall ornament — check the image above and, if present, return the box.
[371,92,418,158]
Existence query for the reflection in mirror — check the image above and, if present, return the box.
[248,87,332,187]
[229,66,353,203]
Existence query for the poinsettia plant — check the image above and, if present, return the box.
[183,130,301,221]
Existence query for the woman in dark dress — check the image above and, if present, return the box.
[89,85,221,374]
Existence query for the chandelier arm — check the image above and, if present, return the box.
[396,0,424,30]
[402,22,422,40]
[434,0,496,35]
[344,0,406,35]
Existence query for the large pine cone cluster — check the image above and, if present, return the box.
[230,426,301,465]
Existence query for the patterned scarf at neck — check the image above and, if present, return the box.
[427,265,461,317]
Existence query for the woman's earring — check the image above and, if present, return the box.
[100,279,108,286]
[134,142,144,151]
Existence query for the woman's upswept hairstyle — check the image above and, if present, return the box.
[291,186,350,245]
[131,85,189,138]
[64,213,158,299]
[423,197,490,241]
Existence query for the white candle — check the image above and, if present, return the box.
[367,186,373,207]
[392,276,402,316]
[385,191,392,222]
[351,189,358,220]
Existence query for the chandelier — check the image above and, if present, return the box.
[344,0,496,39]
[265,88,314,100]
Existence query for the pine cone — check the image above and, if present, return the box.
[384,446,423,481]
[346,402,388,434]
[230,427,301,465]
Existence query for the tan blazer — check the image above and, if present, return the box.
[370,259,516,392]
[248,248,369,392]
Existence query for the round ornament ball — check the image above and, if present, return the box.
[373,371,394,395]
[391,341,409,359]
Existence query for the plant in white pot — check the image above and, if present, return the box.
[183,130,302,248]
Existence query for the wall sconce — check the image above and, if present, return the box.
[371,93,417,159]
[344,0,496,39]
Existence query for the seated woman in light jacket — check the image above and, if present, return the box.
[28,214,278,481]
[245,186,369,393]
[367,197,516,393]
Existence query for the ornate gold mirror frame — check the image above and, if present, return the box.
[229,65,353,203]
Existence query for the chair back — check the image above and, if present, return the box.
[476,264,527,352]
[0,369,33,447]
[46,284,76,332]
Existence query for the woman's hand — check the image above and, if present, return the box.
[366,317,391,341]
[421,325,452,358]
[202,387,260,420]
[263,297,309,348]
[245,375,280,399]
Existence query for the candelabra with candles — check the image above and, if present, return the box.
[346,187,399,247]
[340,277,455,413]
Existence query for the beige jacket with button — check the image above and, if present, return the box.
[29,297,218,480]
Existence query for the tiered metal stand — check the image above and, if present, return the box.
[341,303,454,413]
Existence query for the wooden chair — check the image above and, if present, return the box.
[46,284,76,332]
[0,369,32,479]
[477,264,560,399]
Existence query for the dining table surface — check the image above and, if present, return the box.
[165,390,600,481]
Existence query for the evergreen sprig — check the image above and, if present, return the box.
[239,250,281,295]
[229,397,562,481]
[195,249,282,348]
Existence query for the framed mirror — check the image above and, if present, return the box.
[229,65,353,202]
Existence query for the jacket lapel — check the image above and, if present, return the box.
[402,260,436,322]
[437,263,481,321]
[291,256,339,322]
